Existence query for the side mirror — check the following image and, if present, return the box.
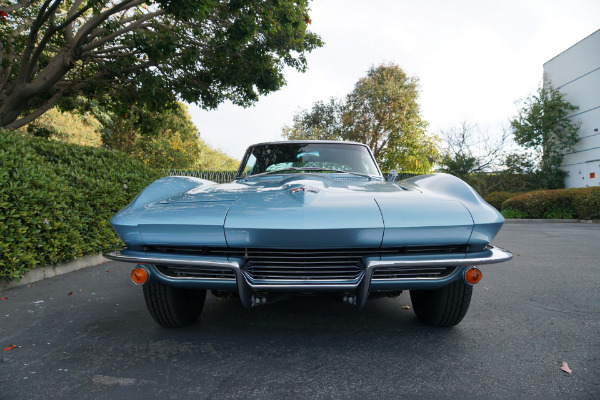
[388,170,398,182]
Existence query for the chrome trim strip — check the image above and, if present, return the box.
[241,274,358,291]
[371,266,458,281]
[153,266,237,281]
[242,270,364,286]
[104,246,512,290]
[103,250,241,269]
[367,246,512,269]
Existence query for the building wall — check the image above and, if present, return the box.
[543,29,600,188]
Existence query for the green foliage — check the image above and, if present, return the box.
[0,129,161,281]
[501,187,600,219]
[17,108,102,147]
[483,191,524,211]
[502,190,573,218]
[15,99,239,170]
[195,145,239,170]
[0,0,322,129]
[501,209,528,219]
[511,79,580,179]
[283,63,439,173]
[282,98,344,141]
[462,169,568,197]
[441,153,479,181]
[543,207,574,219]
[85,101,238,170]
[103,103,204,169]
[570,188,600,220]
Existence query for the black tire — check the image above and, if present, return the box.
[410,281,473,327]
[142,280,206,328]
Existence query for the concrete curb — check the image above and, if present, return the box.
[1,253,108,291]
[505,219,600,224]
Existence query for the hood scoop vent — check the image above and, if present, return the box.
[329,175,371,181]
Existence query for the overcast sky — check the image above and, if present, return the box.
[188,0,600,160]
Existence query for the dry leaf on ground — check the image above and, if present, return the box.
[561,362,572,374]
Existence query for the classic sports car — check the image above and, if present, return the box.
[106,141,512,328]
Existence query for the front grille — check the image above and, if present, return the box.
[372,266,457,280]
[156,265,236,280]
[240,249,366,282]
[146,246,469,283]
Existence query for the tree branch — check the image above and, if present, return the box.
[0,22,31,92]
[27,2,95,80]
[16,0,63,85]
[65,0,90,46]
[3,88,65,130]
[72,0,145,49]
[88,51,142,59]
[81,11,164,52]
[86,45,129,55]
[0,0,31,13]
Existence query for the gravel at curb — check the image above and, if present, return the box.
[1,253,108,291]
[505,219,600,224]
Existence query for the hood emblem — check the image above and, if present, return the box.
[291,186,320,194]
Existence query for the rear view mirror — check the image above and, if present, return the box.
[388,170,398,182]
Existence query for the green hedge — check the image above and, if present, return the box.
[483,191,524,211]
[0,130,161,281]
[501,187,600,220]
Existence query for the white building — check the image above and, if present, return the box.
[544,29,600,188]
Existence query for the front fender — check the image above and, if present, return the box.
[402,173,504,247]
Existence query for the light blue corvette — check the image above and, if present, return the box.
[106,141,512,328]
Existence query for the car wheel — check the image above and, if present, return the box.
[410,281,473,327]
[142,280,206,328]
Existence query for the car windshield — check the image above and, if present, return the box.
[236,142,381,178]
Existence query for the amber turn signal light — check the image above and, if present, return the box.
[464,267,482,285]
[131,266,148,285]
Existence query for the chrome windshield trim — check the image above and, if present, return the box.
[103,250,241,269]
[367,246,513,268]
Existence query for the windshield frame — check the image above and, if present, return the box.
[235,141,383,179]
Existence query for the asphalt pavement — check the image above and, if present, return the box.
[1,222,599,399]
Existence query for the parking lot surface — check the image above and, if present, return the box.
[1,223,599,399]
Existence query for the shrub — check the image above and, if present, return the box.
[502,190,573,218]
[483,191,523,211]
[501,209,528,219]
[502,186,600,219]
[570,187,600,219]
[543,207,574,219]
[0,130,161,281]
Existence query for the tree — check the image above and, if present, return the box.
[195,144,238,170]
[18,100,238,169]
[0,0,322,130]
[439,120,510,181]
[282,98,344,141]
[283,63,439,172]
[17,106,102,146]
[511,78,580,187]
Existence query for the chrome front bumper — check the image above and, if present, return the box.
[104,246,513,308]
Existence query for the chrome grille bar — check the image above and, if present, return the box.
[372,266,457,280]
[156,265,236,280]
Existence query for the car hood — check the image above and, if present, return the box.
[111,174,477,249]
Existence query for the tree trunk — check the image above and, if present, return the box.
[0,50,73,130]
